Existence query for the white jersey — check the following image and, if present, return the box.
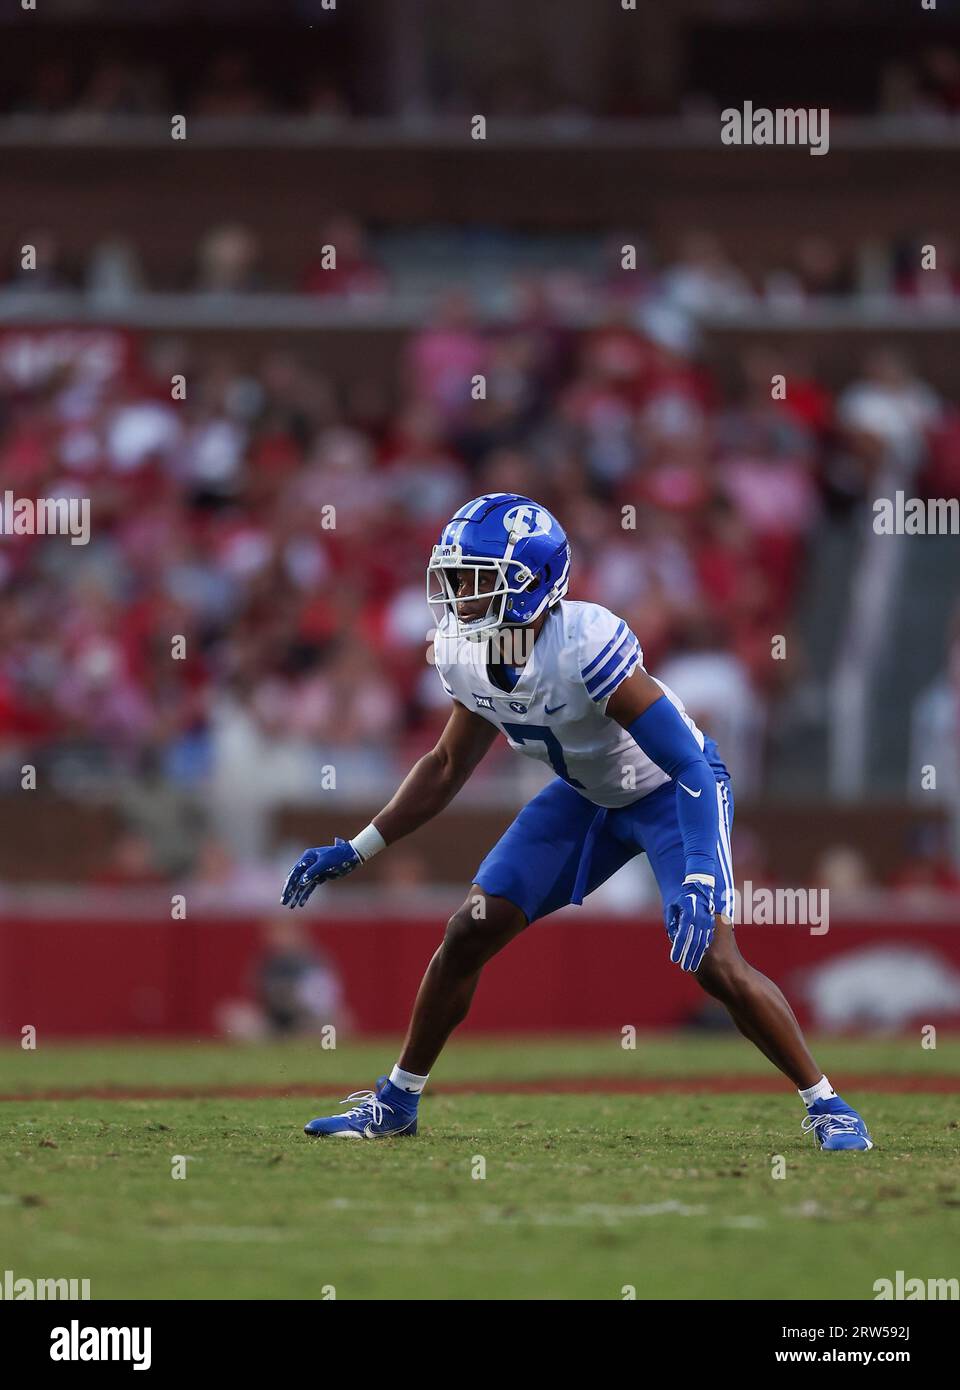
[433,600,704,809]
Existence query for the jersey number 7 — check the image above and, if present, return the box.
[501,722,585,789]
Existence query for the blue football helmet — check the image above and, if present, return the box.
[427,493,571,641]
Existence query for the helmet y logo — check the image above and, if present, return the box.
[503,504,552,540]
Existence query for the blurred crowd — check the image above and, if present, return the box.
[1,279,957,838]
[1,13,959,893]
[7,42,960,123]
[7,220,960,311]
[9,51,353,124]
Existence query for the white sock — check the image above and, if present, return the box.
[389,1065,429,1096]
[799,1075,837,1106]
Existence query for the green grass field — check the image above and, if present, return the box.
[1,1035,958,1300]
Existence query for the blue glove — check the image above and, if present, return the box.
[281,838,361,908]
[667,876,716,972]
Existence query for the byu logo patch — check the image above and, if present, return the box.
[508,701,528,714]
[503,504,551,539]
[473,693,494,710]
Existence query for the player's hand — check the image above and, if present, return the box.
[667,877,716,972]
[281,839,361,908]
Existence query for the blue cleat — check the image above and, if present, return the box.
[304,1077,419,1139]
[802,1097,873,1151]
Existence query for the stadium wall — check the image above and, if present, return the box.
[1,913,958,1038]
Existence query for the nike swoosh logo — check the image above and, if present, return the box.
[678,782,702,798]
[364,1118,415,1139]
[545,704,566,715]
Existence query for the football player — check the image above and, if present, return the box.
[282,493,872,1151]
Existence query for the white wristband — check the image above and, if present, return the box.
[349,823,387,863]
[683,873,715,888]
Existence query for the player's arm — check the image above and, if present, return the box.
[281,702,498,908]
[374,700,499,842]
[606,668,720,971]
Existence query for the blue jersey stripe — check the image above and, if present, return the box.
[590,641,640,702]
[585,631,637,695]
[580,620,627,680]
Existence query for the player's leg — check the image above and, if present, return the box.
[302,886,526,1139]
[637,776,873,1150]
[637,779,820,1083]
[397,794,639,1075]
[394,798,640,1070]
[303,777,624,1138]
[691,784,823,1086]
[694,916,821,1087]
[397,887,528,1075]
[694,927,873,1150]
